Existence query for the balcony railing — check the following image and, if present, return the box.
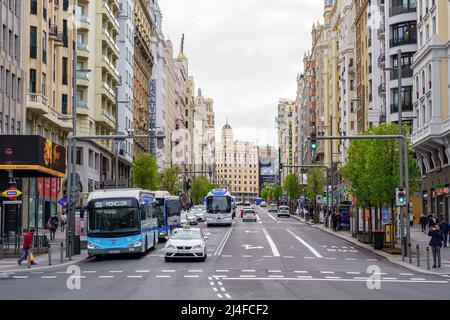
[390,66,414,80]
[390,35,417,48]
[28,93,48,106]
[77,71,89,80]
[390,103,414,113]
[77,100,88,108]
[77,42,89,51]
[102,109,116,123]
[378,53,386,67]
[389,2,417,17]
[78,14,89,24]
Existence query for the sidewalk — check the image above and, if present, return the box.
[0,229,89,275]
[293,215,450,275]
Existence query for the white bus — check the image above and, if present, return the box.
[86,189,158,257]
[205,189,233,227]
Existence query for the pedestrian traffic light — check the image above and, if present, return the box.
[279,163,283,174]
[310,132,318,150]
[396,187,406,206]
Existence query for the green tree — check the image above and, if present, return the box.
[305,167,326,222]
[284,174,301,214]
[272,186,282,204]
[130,153,159,190]
[260,188,268,200]
[190,176,211,204]
[159,167,182,195]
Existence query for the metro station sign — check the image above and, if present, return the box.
[1,187,22,200]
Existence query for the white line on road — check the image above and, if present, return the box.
[99,276,114,279]
[382,278,398,280]
[325,276,341,279]
[320,271,335,274]
[240,275,256,278]
[41,276,58,279]
[268,270,282,273]
[303,257,315,259]
[82,271,97,274]
[242,255,253,258]
[184,275,200,278]
[242,270,255,272]
[188,270,203,273]
[262,228,280,257]
[215,270,229,273]
[268,275,284,278]
[210,282,215,286]
[325,257,336,260]
[400,273,415,276]
[346,272,361,275]
[220,287,226,292]
[135,270,150,273]
[13,276,29,279]
[109,271,123,273]
[222,277,448,284]
[221,255,233,258]
[213,275,228,278]
[161,270,176,273]
[212,287,218,292]
[214,226,234,256]
[367,259,378,261]
[286,229,323,258]
[294,271,309,274]
[225,294,232,299]
[283,256,295,259]
[218,282,223,286]
[297,276,313,279]
[256,214,262,224]
[345,258,357,261]
[156,275,171,278]
[217,294,223,299]
[410,278,426,281]
[262,255,274,258]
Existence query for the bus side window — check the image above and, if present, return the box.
[140,207,146,220]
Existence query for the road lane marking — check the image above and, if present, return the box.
[184,275,200,278]
[410,278,426,281]
[266,212,277,221]
[41,276,58,279]
[210,281,215,285]
[294,271,309,274]
[367,259,378,261]
[225,294,232,299]
[400,273,415,276]
[297,276,313,278]
[354,277,369,280]
[218,282,223,286]
[320,271,335,274]
[345,258,357,261]
[214,226,234,256]
[346,272,361,275]
[268,270,282,273]
[83,271,97,274]
[156,275,171,278]
[262,255,274,258]
[256,214,262,224]
[161,270,176,273]
[12,276,29,279]
[262,228,280,257]
[304,257,315,259]
[109,271,123,273]
[239,275,256,278]
[242,270,255,272]
[286,229,323,258]
[217,294,223,298]
[212,287,218,292]
[127,276,143,278]
[268,275,284,278]
[213,275,228,278]
[135,270,150,273]
[223,277,448,284]
[242,255,253,258]
[382,277,398,280]
[215,270,229,273]
[221,255,233,258]
[283,256,295,259]
[99,276,114,279]
[325,276,341,279]
[188,270,203,273]
[325,257,336,260]
[220,287,226,292]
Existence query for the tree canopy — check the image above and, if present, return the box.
[130,153,159,191]
[159,167,182,195]
[190,176,213,204]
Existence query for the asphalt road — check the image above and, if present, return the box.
[1,206,450,300]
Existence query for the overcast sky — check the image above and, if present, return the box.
[158,0,323,147]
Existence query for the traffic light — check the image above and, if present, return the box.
[310,132,318,150]
[279,163,283,175]
[396,187,406,206]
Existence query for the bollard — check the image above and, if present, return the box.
[401,241,405,261]
[416,245,420,267]
[0,240,3,260]
[60,242,64,263]
[426,247,430,270]
[408,243,412,264]
[48,244,52,266]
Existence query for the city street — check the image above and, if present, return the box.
[1,206,449,300]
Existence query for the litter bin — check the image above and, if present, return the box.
[371,230,385,250]
[73,235,81,255]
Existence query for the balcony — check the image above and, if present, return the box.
[102,0,120,31]
[390,35,417,48]
[101,54,120,80]
[389,2,417,17]
[76,71,89,86]
[390,103,414,114]
[26,93,49,115]
[377,27,385,40]
[43,107,73,132]
[77,14,90,30]
[101,28,119,56]
[101,81,116,103]
[390,66,414,80]
[49,25,64,45]
[95,108,116,131]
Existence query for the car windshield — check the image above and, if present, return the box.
[270,204,277,208]
[171,230,202,240]
[245,210,255,214]
[187,213,196,218]
[280,206,289,210]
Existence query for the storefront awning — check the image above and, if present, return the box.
[0,135,66,178]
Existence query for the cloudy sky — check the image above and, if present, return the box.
[158,0,323,147]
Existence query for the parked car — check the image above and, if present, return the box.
[243,209,257,222]
[277,205,290,217]
[191,209,206,222]
[268,204,278,213]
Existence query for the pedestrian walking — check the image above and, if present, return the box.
[48,216,58,241]
[428,213,439,230]
[439,220,449,248]
[60,213,67,232]
[17,228,36,268]
[419,214,428,233]
[331,211,337,231]
[428,224,444,268]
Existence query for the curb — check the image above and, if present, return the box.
[292,215,450,276]
[0,254,90,274]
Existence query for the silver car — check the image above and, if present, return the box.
[165,226,208,262]
[277,205,290,217]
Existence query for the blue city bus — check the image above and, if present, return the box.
[153,191,181,240]
[86,189,158,257]
[205,189,233,227]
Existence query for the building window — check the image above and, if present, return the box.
[30,26,37,58]
[30,0,37,14]
[42,31,47,64]
[63,0,69,11]
[63,19,68,47]
[62,94,68,114]
[76,147,83,165]
[390,22,417,47]
[29,69,37,93]
[62,57,68,85]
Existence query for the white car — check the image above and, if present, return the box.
[268,204,278,213]
[260,201,267,207]
[180,214,188,225]
[165,226,208,262]
[186,212,198,225]
[243,209,257,222]
[277,205,290,217]
[192,209,206,222]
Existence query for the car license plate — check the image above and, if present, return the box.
[178,250,190,253]
[108,250,120,254]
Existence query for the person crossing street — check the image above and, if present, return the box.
[17,228,36,268]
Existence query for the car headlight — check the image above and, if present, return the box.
[166,244,177,249]
[87,242,98,249]
[192,244,204,249]
[128,239,142,248]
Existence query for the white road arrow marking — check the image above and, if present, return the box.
[245,230,259,234]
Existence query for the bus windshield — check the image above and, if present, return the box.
[206,196,231,213]
[88,207,140,235]
[154,198,165,228]
[166,199,180,217]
